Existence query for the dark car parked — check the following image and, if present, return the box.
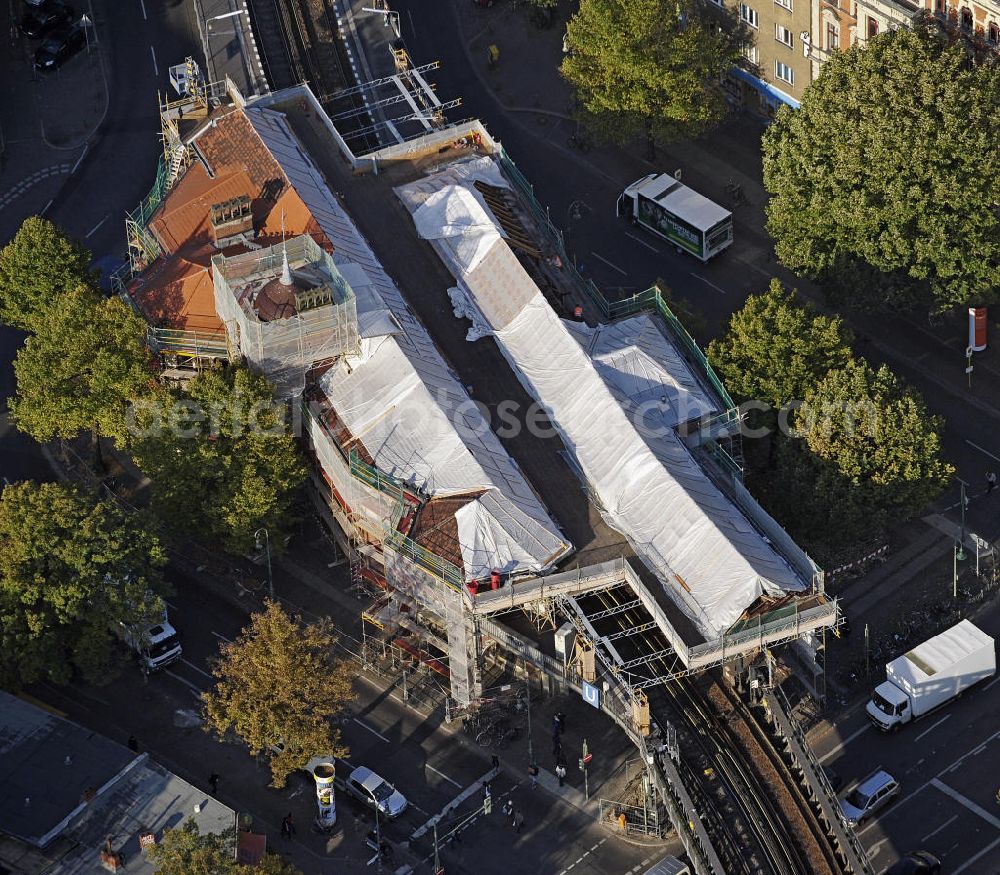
[33,20,86,71]
[21,1,74,38]
[884,851,942,874]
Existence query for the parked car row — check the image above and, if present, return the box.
[20,0,89,72]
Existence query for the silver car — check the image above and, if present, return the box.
[346,766,408,818]
[840,770,899,826]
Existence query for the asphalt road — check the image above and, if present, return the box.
[36,562,665,874]
[812,600,1000,873]
[0,0,199,485]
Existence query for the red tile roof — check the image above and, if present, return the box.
[132,108,332,333]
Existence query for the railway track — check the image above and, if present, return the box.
[575,582,841,875]
[707,678,844,874]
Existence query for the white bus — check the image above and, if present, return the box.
[617,173,733,262]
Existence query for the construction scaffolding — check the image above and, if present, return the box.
[212,235,360,397]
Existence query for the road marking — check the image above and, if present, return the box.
[556,836,607,875]
[138,0,147,19]
[352,717,390,743]
[965,439,1000,464]
[929,778,1000,829]
[85,214,109,238]
[818,723,872,763]
[692,273,727,294]
[41,198,54,215]
[180,658,214,682]
[913,713,952,743]
[889,729,1000,817]
[953,836,1000,874]
[164,669,204,694]
[866,837,892,858]
[985,675,1000,691]
[920,814,958,842]
[624,231,659,253]
[426,764,461,789]
[211,631,232,643]
[150,45,159,76]
[71,144,88,174]
[589,251,628,276]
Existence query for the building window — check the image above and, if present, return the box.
[740,4,759,28]
[826,21,839,50]
[961,7,973,29]
[866,16,879,39]
[775,0,792,9]
[776,24,794,46]
[744,42,760,64]
[989,21,999,44]
[775,60,794,84]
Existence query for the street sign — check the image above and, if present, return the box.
[582,752,593,765]
[582,680,600,709]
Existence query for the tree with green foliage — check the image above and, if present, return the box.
[202,601,353,788]
[756,436,877,562]
[799,359,954,522]
[759,361,953,560]
[0,217,96,331]
[561,0,746,156]
[10,287,155,460]
[708,280,853,411]
[762,20,1000,311]
[130,365,306,556]
[150,820,303,875]
[0,481,166,688]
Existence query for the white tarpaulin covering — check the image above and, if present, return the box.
[246,106,570,580]
[400,176,805,638]
[567,316,719,430]
[412,185,503,273]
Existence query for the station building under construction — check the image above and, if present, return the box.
[117,63,838,725]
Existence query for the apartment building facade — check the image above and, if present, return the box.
[728,0,999,116]
[723,0,813,113]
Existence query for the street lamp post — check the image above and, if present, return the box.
[524,668,534,770]
[957,478,968,561]
[254,528,274,600]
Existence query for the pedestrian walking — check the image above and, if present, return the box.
[555,764,567,787]
[281,813,295,840]
[126,735,138,753]
[491,754,500,771]
[551,716,561,739]
[528,763,539,789]
[555,712,566,734]
[503,798,514,822]
[513,810,524,833]
[208,773,219,796]
[987,471,997,495]
[482,783,492,803]
[552,735,562,759]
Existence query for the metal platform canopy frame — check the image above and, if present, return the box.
[211,235,360,397]
[549,561,839,689]
[319,60,458,148]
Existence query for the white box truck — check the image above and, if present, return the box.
[114,597,182,673]
[866,619,995,732]
[617,173,733,262]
